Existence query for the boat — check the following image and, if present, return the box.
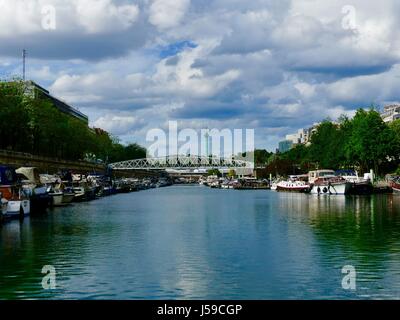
[49,189,64,206]
[47,185,74,207]
[0,166,31,219]
[1,193,8,215]
[335,170,373,195]
[209,180,221,188]
[277,180,310,193]
[233,179,270,190]
[16,167,51,214]
[62,190,76,204]
[388,176,400,193]
[73,186,87,202]
[309,170,351,195]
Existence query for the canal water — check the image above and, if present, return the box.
[1,186,400,300]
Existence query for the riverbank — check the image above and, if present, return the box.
[0,162,175,224]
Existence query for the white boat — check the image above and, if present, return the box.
[1,196,8,215]
[310,176,351,195]
[6,199,30,218]
[73,187,86,202]
[49,190,64,206]
[0,166,31,218]
[277,180,310,193]
[221,182,230,189]
[62,192,76,204]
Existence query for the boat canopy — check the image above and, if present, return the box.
[16,167,41,184]
[40,174,61,184]
[335,169,356,176]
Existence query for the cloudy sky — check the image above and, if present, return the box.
[1,0,400,151]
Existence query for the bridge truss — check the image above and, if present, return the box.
[108,156,254,170]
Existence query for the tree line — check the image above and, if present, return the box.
[261,109,400,177]
[0,80,146,163]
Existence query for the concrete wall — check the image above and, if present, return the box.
[0,149,104,174]
[0,149,167,178]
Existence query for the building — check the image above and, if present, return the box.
[24,81,88,124]
[278,123,320,153]
[381,104,400,123]
[278,140,293,153]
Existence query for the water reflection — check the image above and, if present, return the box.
[1,188,400,299]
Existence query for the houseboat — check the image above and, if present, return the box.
[16,167,51,214]
[335,170,373,195]
[277,181,311,193]
[309,170,351,195]
[0,166,30,219]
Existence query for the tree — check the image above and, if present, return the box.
[254,149,273,165]
[345,109,399,174]
[207,169,222,177]
[308,121,344,169]
[228,169,236,178]
[0,80,147,163]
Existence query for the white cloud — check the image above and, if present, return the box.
[149,0,190,30]
[0,0,139,36]
[93,114,143,135]
[3,0,400,150]
[74,0,139,33]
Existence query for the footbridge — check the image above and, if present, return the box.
[108,155,254,171]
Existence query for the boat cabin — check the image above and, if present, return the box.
[308,170,336,184]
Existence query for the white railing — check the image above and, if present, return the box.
[109,156,254,170]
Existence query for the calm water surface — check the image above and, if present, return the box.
[1,186,400,300]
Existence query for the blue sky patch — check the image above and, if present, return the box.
[158,41,197,59]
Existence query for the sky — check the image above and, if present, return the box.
[1,0,400,152]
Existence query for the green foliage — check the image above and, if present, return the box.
[275,109,400,175]
[254,149,273,165]
[346,109,398,173]
[0,80,146,163]
[228,169,236,178]
[207,169,222,177]
[308,121,345,169]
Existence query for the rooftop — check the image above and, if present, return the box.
[26,81,89,124]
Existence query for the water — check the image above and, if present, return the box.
[1,186,400,300]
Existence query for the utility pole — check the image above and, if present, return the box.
[22,49,26,81]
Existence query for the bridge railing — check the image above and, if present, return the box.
[108,156,254,170]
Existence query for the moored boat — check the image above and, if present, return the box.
[310,177,351,195]
[73,186,87,202]
[388,177,400,193]
[335,170,373,195]
[277,180,311,193]
[309,170,351,195]
[0,166,31,219]
[62,191,76,204]
[16,167,51,214]
[48,189,64,207]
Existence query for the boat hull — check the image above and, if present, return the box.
[347,182,374,195]
[5,200,30,219]
[30,194,51,214]
[277,186,310,193]
[310,182,350,195]
[62,193,75,204]
[50,193,64,207]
